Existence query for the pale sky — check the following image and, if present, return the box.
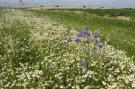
[0,0,135,8]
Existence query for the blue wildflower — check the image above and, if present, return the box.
[95,39,99,43]
[74,37,80,43]
[78,31,84,37]
[78,30,90,37]
[94,35,98,39]
[66,38,71,42]
[85,40,90,45]
[94,35,99,43]
[83,31,90,36]
[98,43,103,48]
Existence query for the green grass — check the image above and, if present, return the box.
[28,9,135,59]
[46,8,135,17]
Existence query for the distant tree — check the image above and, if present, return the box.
[83,5,86,8]
[55,5,60,7]
[100,7,104,8]
[40,5,44,7]
[17,0,24,4]
[19,0,22,3]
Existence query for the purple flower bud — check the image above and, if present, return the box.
[85,40,90,45]
[66,38,71,42]
[98,43,103,48]
[78,30,90,37]
[78,31,84,37]
[95,39,99,44]
[84,31,90,36]
[94,35,99,43]
[74,38,80,43]
[94,35,98,39]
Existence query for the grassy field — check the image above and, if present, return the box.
[0,8,135,89]
[29,9,135,58]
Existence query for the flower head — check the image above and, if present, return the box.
[98,43,103,48]
[78,30,84,37]
[74,37,80,43]
[94,35,98,39]
[84,31,90,36]
[94,35,99,43]
[78,30,90,37]
[66,38,71,42]
[85,40,90,45]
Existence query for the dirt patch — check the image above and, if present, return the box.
[117,16,131,21]
[74,11,83,14]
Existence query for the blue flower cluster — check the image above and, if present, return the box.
[93,35,103,48]
[66,28,104,49]
[78,30,90,37]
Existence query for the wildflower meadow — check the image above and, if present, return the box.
[0,8,135,89]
